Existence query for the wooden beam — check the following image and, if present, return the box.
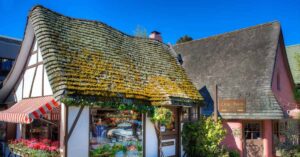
[142,113,146,157]
[29,66,38,97]
[64,105,69,157]
[214,84,218,122]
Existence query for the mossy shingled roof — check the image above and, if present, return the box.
[29,5,202,106]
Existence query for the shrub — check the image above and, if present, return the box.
[228,149,240,157]
[182,116,226,157]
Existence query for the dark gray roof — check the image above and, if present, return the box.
[174,22,284,119]
[0,35,22,59]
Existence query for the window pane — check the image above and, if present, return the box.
[244,123,261,139]
[182,107,189,121]
[1,58,13,71]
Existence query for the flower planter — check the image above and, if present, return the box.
[9,138,60,157]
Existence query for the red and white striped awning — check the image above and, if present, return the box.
[0,96,60,124]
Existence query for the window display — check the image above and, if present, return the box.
[90,108,143,157]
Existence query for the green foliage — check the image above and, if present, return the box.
[61,96,155,113]
[293,88,300,102]
[276,145,300,157]
[134,25,147,38]
[212,146,240,157]
[228,149,240,157]
[176,35,193,44]
[151,107,173,125]
[274,120,300,157]
[90,142,143,157]
[182,116,226,157]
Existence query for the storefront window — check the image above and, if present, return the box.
[90,108,143,157]
[26,120,59,141]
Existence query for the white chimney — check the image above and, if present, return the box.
[149,31,162,42]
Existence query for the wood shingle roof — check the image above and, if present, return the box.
[174,22,284,119]
[29,5,202,106]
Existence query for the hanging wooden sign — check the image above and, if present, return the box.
[218,99,246,113]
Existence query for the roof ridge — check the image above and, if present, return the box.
[0,35,22,44]
[174,21,280,46]
[286,44,300,48]
[30,5,167,45]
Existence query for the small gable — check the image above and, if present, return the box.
[272,39,298,115]
[14,40,53,102]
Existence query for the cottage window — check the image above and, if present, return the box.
[272,121,279,138]
[182,106,199,122]
[277,72,281,91]
[89,108,143,156]
[244,122,262,139]
[182,107,189,121]
[190,106,199,121]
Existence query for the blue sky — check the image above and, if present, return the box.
[0,0,299,45]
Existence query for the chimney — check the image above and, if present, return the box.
[149,31,162,42]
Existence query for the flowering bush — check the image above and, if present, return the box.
[9,138,59,157]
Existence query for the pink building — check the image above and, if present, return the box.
[174,22,300,157]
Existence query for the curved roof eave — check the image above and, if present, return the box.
[0,21,35,103]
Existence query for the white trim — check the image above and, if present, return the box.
[37,48,43,62]
[31,64,43,97]
[44,67,53,96]
[23,67,35,98]
[28,53,37,66]
[67,106,90,157]
[15,79,23,102]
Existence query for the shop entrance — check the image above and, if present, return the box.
[160,107,180,157]
[244,122,263,157]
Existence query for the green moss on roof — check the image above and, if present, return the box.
[286,45,300,85]
[29,5,202,106]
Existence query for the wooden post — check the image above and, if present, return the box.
[214,84,218,122]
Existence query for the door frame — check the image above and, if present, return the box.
[159,107,181,157]
[243,120,264,157]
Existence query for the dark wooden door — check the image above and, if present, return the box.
[244,122,263,157]
[160,107,179,157]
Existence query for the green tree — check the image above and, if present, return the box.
[134,25,147,38]
[182,116,226,157]
[176,35,193,44]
